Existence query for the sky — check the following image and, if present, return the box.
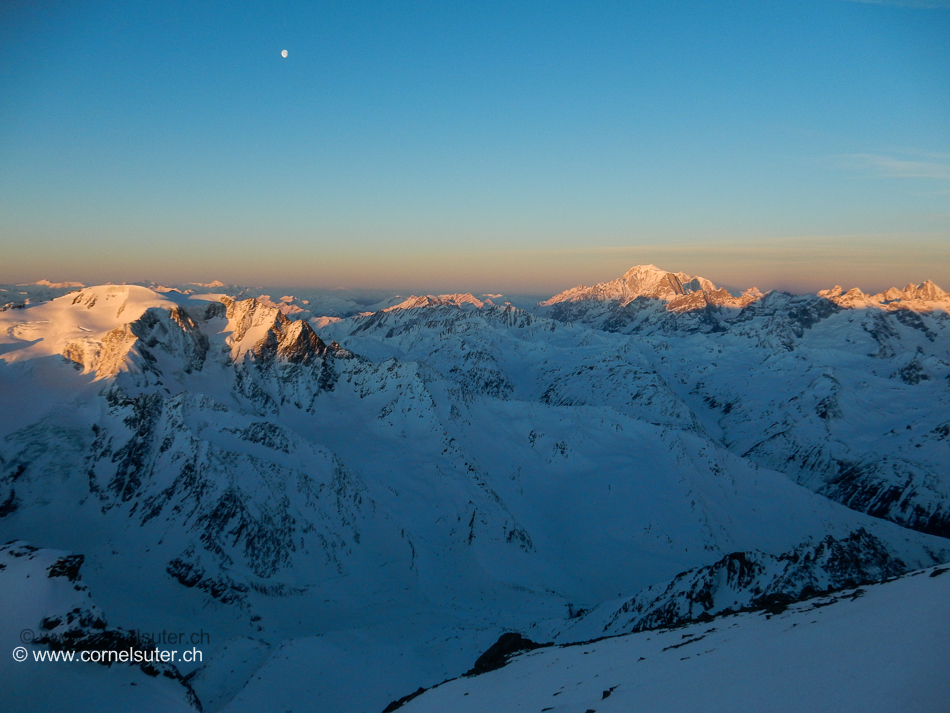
[1,0,948,295]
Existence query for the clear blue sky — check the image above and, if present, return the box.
[1,0,948,294]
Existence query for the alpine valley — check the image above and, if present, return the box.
[1,265,948,712]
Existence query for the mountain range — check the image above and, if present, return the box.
[1,265,948,712]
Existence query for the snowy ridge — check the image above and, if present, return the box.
[559,528,919,639]
[385,293,489,311]
[819,280,950,310]
[540,266,950,336]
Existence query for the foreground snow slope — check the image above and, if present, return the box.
[398,564,950,713]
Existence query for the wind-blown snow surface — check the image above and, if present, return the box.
[0,268,948,712]
[397,565,950,713]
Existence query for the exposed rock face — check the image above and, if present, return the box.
[95,390,389,580]
[132,306,209,373]
[220,295,281,347]
[250,318,326,365]
[466,632,546,676]
[212,296,341,412]
[62,326,139,376]
[1,382,415,613]
[0,285,418,608]
[596,529,907,635]
[874,280,950,305]
[821,456,950,538]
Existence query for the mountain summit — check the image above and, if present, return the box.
[541,265,720,306]
[537,265,767,326]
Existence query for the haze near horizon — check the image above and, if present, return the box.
[1,0,948,293]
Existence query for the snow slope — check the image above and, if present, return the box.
[396,564,950,713]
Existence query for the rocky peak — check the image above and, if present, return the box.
[817,285,846,299]
[818,286,871,309]
[819,280,950,309]
[248,318,328,365]
[907,280,950,302]
[219,296,329,366]
[221,296,285,342]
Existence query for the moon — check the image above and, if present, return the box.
[281,49,288,58]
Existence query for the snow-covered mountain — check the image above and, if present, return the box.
[0,268,948,712]
[539,263,762,317]
[535,266,950,539]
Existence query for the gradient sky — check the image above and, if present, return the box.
[1,0,948,294]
